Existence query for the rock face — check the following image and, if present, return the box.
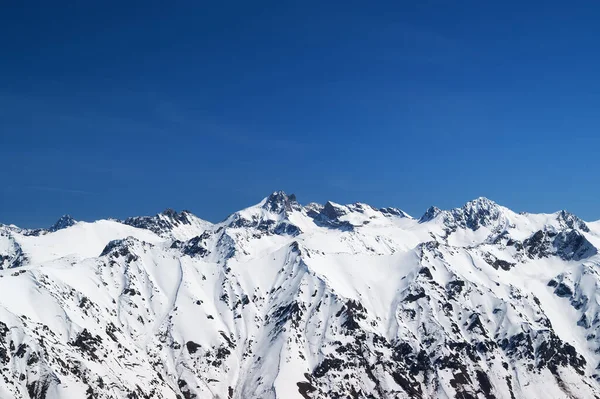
[0,193,599,398]
[0,232,26,269]
[48,215,76,232]
[261,191,301,214]
[123,208,212,240]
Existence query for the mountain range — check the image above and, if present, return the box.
[1,191,600,399]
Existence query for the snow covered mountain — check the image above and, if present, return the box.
[1,192,600,398]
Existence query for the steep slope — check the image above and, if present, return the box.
[0,192,599,399]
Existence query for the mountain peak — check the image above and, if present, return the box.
[261,191,300,214]
[463,196,498,208]
[453,197,505,230]
[378,207,411,218]
[418,197,505,230]
[419,206,443,223]
[123,208,210,240]
[49,214,76,232]
[556,210,590,232]
[161,208,179,218]
[321,201,347,220]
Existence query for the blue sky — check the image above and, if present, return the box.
[2,1,599,227]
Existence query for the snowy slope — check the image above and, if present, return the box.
[0,192,600,399]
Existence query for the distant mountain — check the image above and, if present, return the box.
[0,192,599,398]
[123,208,212,240]
[48,215,76,232]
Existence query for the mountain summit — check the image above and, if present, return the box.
[0,193,599,398]
[261,190,301,214]
[48,214,76,232]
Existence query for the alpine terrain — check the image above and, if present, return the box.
[2,191,600,399]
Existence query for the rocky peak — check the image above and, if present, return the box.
[161,208,179,219]
[419,198,506,231]
[123,209,198,237]
[224,192,302,236]
[321,201,347,220]
[261,191,301,214]
[49,215,76,232]
[557,210,590,232]
[453,197,504,230]
[378,207,411,218]
[160,208,193,225]
[418,206,443,223]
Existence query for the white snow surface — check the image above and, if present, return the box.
[0,192,599,398]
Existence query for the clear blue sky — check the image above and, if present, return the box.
[2,1,599,227]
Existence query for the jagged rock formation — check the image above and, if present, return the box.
[0,191,599,398]
[48,215,76,233]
